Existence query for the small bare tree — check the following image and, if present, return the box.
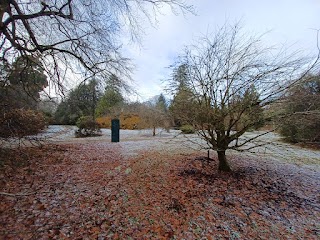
[140,94,172,136]
[168,23,319,171]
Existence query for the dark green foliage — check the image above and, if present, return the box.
[54,80,100,125]
[95,89,124,117]
[180,124,195,134]
[54,75,127,125]
[38,99,58,125]
[54,101,76,125]
[8,56,48,92]
[170,88,196,127]
[278,75,320,142]
[42,111,54,125]
[95,74,125,117]
[230,85,265,131]
[1,56,48,111]
[169,64,195,127]
[279,124,299,143]
[75,116,102,138]
[0,56,48,139]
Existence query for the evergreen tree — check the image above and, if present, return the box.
[54,79,100,124]
[169,64,195,127]
[95,74,124,117]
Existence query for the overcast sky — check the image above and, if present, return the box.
[124,0,320,101]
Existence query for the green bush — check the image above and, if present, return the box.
[277,75,320,143]
[75,116,102,138]
[180,124,195,134]
[279,117,320,143]
[279,122,298,143]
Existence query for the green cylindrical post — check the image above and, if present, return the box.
[111,119,120,142]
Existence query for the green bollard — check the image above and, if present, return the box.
[111,119,120,142]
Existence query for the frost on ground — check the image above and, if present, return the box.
[0,140,319,239]
[0,126,319,239]
[31,126,320,167]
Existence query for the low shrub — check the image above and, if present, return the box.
[279,117,320,143]
[96,114,142,130]
[121,114,141,129]
[75,116,102,138]
[0,109,46,138]
[96,116,112,128]
[180,124,195,134]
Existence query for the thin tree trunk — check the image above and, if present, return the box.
[218,150,231,172]
[153,126,156,136]
[0,3,9,30]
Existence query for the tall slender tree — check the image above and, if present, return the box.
[169,64,195,127]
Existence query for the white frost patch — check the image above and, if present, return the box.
[11,125,319,168]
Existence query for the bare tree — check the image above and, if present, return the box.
[134,94,172,136]
[168,23,319,171]
[0,0,192,93]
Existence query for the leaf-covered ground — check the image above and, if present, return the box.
[0,141,319,239]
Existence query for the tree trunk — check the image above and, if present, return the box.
[0,4,9,29]
[153,126,156,136]
[217,150,231,172]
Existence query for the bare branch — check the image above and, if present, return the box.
[167,23,319,171]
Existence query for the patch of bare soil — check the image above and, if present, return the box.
[296,142,320,151]
[0,141,319,239]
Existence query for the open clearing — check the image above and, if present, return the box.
[0,126,319,239]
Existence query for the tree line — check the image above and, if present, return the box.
[0,0,191,141]
[1,24,319,167]
[0,0,318,173]
[53,75,172,136]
